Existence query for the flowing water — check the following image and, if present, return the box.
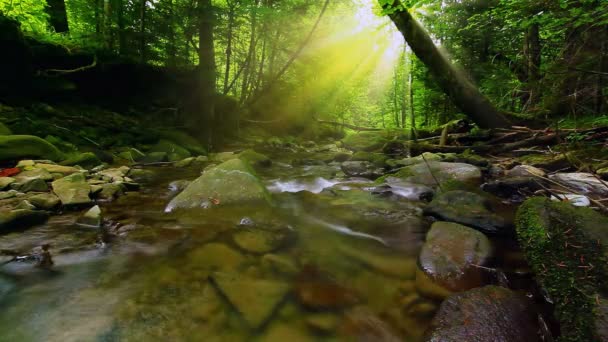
[0,150,495,341]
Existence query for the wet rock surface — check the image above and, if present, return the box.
[386,161,482,187]
[426,286,538,342]
[424,190,510,235]
[416,221,493,299]
[166,159,271,211]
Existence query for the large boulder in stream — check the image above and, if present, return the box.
[424,190,510,235]
[165,159,271,211]
[516,197,608,341]
[425,286,538,341]
[0,135,64,162]
[381,161,482,187]
[416,221,493,300]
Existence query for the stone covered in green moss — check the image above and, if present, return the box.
[342,131,390,152]
[165,159,271,211]
[351,151,388,167]
[516,197,608,341]
[0,135,64,162]
[238,149,272,168]
[60,152,102,169]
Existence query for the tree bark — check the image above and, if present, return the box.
[380,1,511,129]
[117,0,126,55]
[166,0,177,67]
[139,0,147,64]
[197,0,217,148]
[46,0,69,33]
[222,0,236,94]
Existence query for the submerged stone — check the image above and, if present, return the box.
[0,209,49,230]
[338,244,416,279]
[166,159,271,211]
[232,227,293,254]
[416,221,493,300]
[211,272,289,329]
[424,190,510,235]
[426,286,537,342]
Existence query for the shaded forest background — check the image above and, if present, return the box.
[1,0,607,146]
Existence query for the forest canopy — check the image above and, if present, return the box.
[2,0,607,132]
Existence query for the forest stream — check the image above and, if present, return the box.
[0,145,525,341]
[1,0,607,340]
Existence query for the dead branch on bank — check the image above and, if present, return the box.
[38,55,98,77]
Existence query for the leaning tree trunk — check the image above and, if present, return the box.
[380,1,511,129]
[46,0,69,33]
[197,0,217,148]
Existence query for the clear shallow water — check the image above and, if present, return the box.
[0,153,439,342]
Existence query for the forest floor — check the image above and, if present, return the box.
[0,100,607,341]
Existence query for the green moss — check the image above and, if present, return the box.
[351,151,388,167]
[516,198,608,342]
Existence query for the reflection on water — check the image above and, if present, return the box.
[0,154,439,342]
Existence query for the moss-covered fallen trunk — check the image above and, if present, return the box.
[516,197,608,341]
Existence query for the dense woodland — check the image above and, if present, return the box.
[1,1,608,341]
[2,0,607,140]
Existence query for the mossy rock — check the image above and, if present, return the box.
[518,153,572,171]
[60,152,102,169]
[0,135,64,162]
[150,139,191,162]
[165,159,271,211]
[0,123,12,135]
[238,149,272,168]
[157,130,207,156]
[378,161,482,187]
[351,151,388,167]
[342,131,391,152]
[516,197,608,341]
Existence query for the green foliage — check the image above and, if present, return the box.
[0,0,48,33]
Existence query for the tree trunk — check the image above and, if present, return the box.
[117,0,126,55]
[104,0,113,50]
[240,0,260,104]
[46,0,69,33]
[166,0,176,67]
[524,22,541,107]
[139,0,147,64]
[197,0,217,148]
[401,45,407,129]
[409,57,417,140]
[380,1,511,129]
[223,1,236,94]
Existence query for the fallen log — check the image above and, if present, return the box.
[315,119,382,132]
